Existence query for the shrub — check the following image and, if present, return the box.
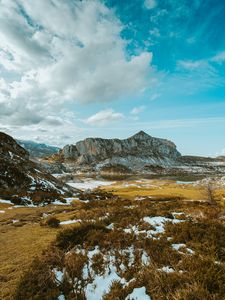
[14,257,60,300]
[164,219,225,260]
[55,223,109,250]
[44,216,60,228]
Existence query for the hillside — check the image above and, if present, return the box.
[17,140,60,158]
[0,132,75,205]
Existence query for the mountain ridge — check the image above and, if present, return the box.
[17,139,60,158]
[54,130,181,172]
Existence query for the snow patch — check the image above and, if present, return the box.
[172,243,195,254]
[67,179,114,191]
[60,219,82,225]
[125,287,151,300]
[159,266,175,273]
[0,199,13,204]
[143,216,183,235]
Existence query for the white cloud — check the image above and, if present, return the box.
[84,109,124,126]
[211,51,225,64]
[144,0,157,10]
[0,0,153,134]
[177,60,203,70]
[130,106,146,115]
[149,28,160,37]
[150,93,160,100]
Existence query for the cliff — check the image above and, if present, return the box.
[59,131,181,171]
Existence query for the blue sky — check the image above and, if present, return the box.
[0,0,224,156]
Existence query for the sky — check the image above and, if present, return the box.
[0,0,225,156]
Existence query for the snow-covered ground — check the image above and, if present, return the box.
[67,179,115,191]
[53,245,152,300]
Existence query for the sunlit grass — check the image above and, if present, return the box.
[0,178,225,299]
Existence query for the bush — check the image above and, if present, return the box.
[14,257,60,300]
[45,216,60,228]
[164,219,225,260]
[55,223,109,250]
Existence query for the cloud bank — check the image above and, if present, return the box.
[0,0,152,134]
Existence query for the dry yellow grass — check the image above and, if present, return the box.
[0,178,224,299]
[0,202,77,299]
[0,201,86,299]
[214,188,225,206]
[0,222,58,299]
[101,179,207,201]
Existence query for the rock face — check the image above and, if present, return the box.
[0,132,75,205]
[59,131,181,172]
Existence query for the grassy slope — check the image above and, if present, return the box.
[0,204,60,299]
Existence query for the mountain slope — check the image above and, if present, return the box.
[17,140,60,158]
[0,132,75,205]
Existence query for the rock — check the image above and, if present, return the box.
[59,131,181,171]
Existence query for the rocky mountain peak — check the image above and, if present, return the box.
[59,131,181,171]
[130,130,150,139]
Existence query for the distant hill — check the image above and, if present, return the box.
[17,140,60,158]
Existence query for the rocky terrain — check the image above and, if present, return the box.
[46,131,181,173]
[17,140,60,158]
[42,131,225,175]
[0,132,75,205]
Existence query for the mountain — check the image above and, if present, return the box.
[0,132,75,205]
[17,140,60,158]
[56,131,181,173]
[40,130,225,175]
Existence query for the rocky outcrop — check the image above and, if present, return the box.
[59,131,181,172]
[0,132,76,205]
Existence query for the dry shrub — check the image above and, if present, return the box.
[62,252,87,299]
[55,222,109,250]
[164,219,225,260]
[14,256,60,300]
[41,216,60,228]
[146,238,181,267]
[180,255,225,297]
[103,281,126,300]
[171,283,212,300]
[91,252,105,275]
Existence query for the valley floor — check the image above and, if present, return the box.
[0,177,225,299]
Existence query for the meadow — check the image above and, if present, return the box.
[0,177,224,299]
